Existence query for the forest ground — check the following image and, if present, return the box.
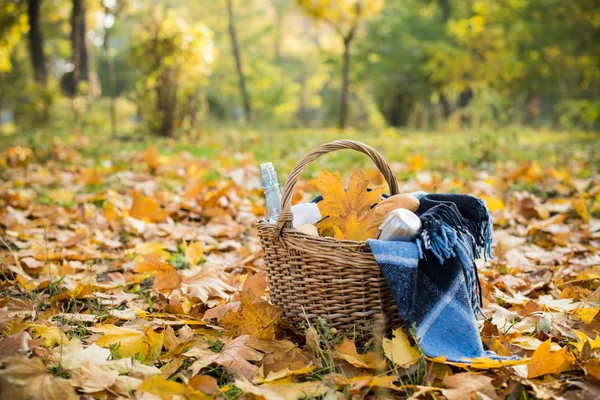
[0,126,599,399]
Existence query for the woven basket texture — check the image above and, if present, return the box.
[256,140,403,331]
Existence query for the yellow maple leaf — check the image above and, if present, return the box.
[91,324,164,362]
[316,170,384,241]
[527,340,574,378]
[183,241,204,268]
[382,328,421,367]
[127,242,170,259]
[139,375,211,400]
[571,330,600,352]
[334,337,383,369]
[571,198,590,222]
[574,307,600,324]
[219,290,282,340]
[29,324,68,347]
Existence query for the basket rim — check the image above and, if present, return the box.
[255,219,373,248]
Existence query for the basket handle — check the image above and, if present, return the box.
[275,140,399,233]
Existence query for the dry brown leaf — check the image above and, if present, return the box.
[442,372,497,400]
[0,356,78,400]
[0,331,31,359]
[70,362,120,393]
[187,335,264,379]
[179,267,235,304]
[189,374,220,395]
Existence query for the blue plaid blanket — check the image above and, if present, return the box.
[368,193,514,362]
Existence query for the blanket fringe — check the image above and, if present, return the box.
[418,199,493,315]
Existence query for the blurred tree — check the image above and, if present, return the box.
[226,0,252,123]
[298,0,383,129]
[130,10,215,137]
[27,0,47,85]
[71,0,89,91]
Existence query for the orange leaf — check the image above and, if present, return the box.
[527,340,573,378]
[129,191,168,222]
[134,254,181,292]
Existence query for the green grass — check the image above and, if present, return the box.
[2,97,598,180]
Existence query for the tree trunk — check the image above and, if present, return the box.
[339,35,353,130]
[71,0,89,90]
[27,0,47,85]
[226,0,252,123]
[103,14,117,137]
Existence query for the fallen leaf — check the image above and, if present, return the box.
[218,290,282,340]
[234,377,329,400]
[528,340,574,378]
[334,337,383,369]
[442,372,497,400]
[382,328,420,368]
[129,191,169,222]
[91,324,164,362]
[187,335,264,379]
[134,253,182,292]
[184,241,204,268]
[189,374,220,395]
[0,356,78,400]
[70,362,119,393]
[139,374,210,399]
[180,267,235,304]
[29,324,68,347]
[0,331,31,359]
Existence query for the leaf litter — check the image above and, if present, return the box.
[0,142,599,399]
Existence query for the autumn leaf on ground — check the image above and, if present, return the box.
[29,324,68,347]
[234,377,329,400]
[0,332,32,359]
[91,324,164,362]
[334,337,384,369]
[316,170,384,240]
[186,335,264,379]
[183,241,204,268]
[0,356,78,400]
[218,290,282,340]
[134,253,182,292]
[129,191,169,222]
[527,339,574,378]
[179,266,235,304]
[382,328,420,367]
[442,372,496,400]
[138,375,211,400]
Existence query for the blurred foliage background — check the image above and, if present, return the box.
[0,0,599,142]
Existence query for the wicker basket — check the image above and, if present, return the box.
[256,140,402,332]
